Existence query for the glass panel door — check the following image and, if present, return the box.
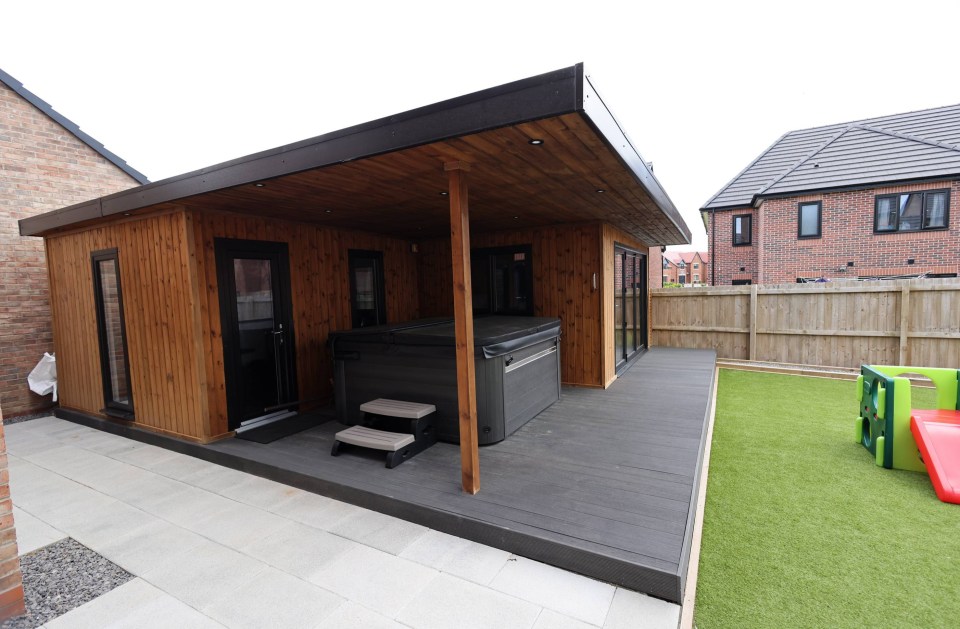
[614,251,625,370]
[216,239,297,429]
[92,250,134,417]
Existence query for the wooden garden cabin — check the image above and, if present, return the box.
[19,65,691,492]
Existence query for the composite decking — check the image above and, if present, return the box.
[58,347,716,603]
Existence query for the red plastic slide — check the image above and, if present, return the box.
[910,409,960,504]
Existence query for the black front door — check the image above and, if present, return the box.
[215,239,297,430]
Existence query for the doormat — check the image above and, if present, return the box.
[4,537,134,628]
[235,414,322,444]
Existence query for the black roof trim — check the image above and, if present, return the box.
[20,64,688,243]
[0,67,149,185]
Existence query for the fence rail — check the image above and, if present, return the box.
[650,279,960,369]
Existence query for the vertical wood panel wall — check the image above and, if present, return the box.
[45,211,210,440]
[193,211,420,437]
[417,222,605,387]
[650,279,960,368]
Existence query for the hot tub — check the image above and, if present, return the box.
[329,316,561,444]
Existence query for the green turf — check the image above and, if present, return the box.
[695,369,956,629]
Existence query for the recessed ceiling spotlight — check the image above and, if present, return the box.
[528,139,544,146]
[596,188,606,193]
[439,191,449,196]
[513,216,519,219]
[123,213,131,217]
[254,182,266,188]
[324,209,332,214]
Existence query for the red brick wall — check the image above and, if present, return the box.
[706,208,758,284]
[0,81,141,416]
[0,406,25,621]
[648,246,663,289]
[758,181,960,283]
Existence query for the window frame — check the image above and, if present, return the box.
[91,249,135,418]
[732,214,753,246]
[874,189,950,234]
[797,201,822,239]
[348,249,387,328]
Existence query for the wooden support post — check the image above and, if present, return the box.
[445,161,480,495]
[899,286,910,365]
[749,284,758,361]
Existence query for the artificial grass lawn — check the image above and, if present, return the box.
[695,369,956,629]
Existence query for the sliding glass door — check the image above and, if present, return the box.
[614,245,647,373]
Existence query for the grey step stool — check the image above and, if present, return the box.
[331,399,437,468]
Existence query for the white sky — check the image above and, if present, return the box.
[4,0,960,251]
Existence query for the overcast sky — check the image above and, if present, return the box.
[4,1,959,251]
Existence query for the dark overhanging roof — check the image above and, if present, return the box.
[20,64,690,244]
[0,67,149,185]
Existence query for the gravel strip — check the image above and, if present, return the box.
[2,538,134,628]
[1,412,54,425]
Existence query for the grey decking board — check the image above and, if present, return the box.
[57,346,715,602]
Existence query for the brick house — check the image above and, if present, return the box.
[0,68,147,417]
[662,251,708,286]
[702,104,960,285]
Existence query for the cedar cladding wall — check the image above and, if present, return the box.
[417,223,605,387]
[45,211,209,440]
[193,211,419,437]
[0,81,140,417]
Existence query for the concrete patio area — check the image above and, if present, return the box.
[5,416,680,628]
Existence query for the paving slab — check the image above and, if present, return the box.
[396,572,541,629]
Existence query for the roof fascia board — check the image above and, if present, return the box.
[19,199,102,236]
[753,173,960,202]
[579,71,691,243]
[0,67,149,185]
[22,65,583,236]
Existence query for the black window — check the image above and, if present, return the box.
[798,201,822,238]
[875,190,949,233]
[733,214,752,246]
[349,250,386,328]
[92,249,134,418]
[732,279,752,285]
[679,274,686,284]
[471,245,533,316]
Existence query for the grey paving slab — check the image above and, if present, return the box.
[96,518,208,576]
[396,572,542,629]
[440,540,512,585]
[490,557,617,626]
[271,490,363,530]
[62,499,160,550]
[44,578,224,629]
[107,441,184,469]
[308,544,439,617]
[327,508,428,555]
[140,537,268,609]
[603,587,680,629]
[11,506,66,556]
[398,528,472,568]
[187,500,293,550]
[534,609,602,629]
[202,565,342,629]
[216,473,305,511]
[238,520,358,579]
[315,601,405,629]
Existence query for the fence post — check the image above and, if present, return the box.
[749,284,758,361]
[899,286,910,365]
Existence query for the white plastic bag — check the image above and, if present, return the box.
[27,352,57,402]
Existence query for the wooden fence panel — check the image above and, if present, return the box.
[651,279,960,369]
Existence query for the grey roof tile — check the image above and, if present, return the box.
[703,104,960,209]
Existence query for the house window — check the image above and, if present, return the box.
[471,245,533,316]
[732,279,752,285]
[662,259,669,269]
[875,190,949,233]
[679,274,686,284]
[798,201,822,238]
[349,250,386,328]
[694,274,700,282]
[693,263,699,269]
[92,249,134,418]
[663,275,669,284]
[733,214,752,246]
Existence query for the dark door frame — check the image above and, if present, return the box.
[91,248,135,419]
[614,243,648,376]
[214,238,298,430]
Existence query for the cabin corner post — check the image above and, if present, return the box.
[445,161,480,494]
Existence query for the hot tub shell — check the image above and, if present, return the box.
[330,317,562,444]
